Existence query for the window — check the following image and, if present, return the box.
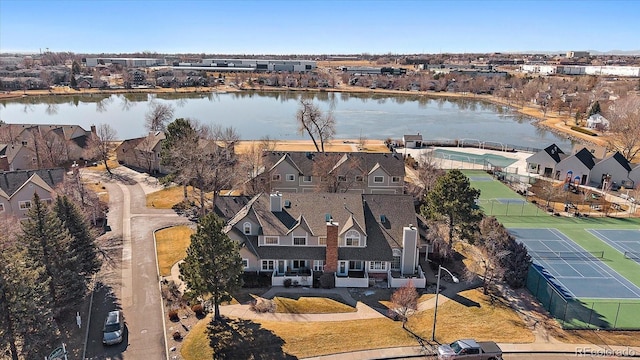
[44,199,53,206]
[264,236,279,245]
[303,175,312,182]
[292,260,307,269]
[293,236,306,246]
[373,176,384,183]
[349,261,363,270]
[337,175,347,182]
[242,259,249,269]
[391,249,402,270]
[272,174,281,181]
[286,174,295,181]
[261,260,275,271]
[19,200,32,210]
[318,236,327,245]
[369,261,386,270]
[345,230,360,247]
[243,222,251,235]
[391,176,401,183]
[355,175,364,182]
[313,260,325,271]
[0,203,4,213]
[21,140,27,146]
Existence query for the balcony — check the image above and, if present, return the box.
[335,270,369,288]
[271,268,313,287]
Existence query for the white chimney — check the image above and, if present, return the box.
[270,192,282,212]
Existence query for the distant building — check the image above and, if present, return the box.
[566,51,590,59]
[174,59,317,73]
[84,57,165,67]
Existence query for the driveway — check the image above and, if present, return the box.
[84,168,190,360]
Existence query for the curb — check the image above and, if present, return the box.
[153,228,170,360]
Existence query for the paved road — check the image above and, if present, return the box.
[84,169,190,360]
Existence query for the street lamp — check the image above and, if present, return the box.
[432,265,459,342]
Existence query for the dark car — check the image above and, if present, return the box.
[102,310,124,345]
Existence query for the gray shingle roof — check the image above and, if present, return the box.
[263,151,405,177]
[0,168,65,197]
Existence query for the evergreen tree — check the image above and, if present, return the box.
[54,196,102,280]
[19,193,87,322]
[70,75,77,89]
[421,169,482,243]
[179,213,243,320]
[1,223,59,359]
[587,101,601,117]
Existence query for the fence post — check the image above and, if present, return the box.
[587,302,595,329]
[614,302,621,329]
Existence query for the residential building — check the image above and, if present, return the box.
[0,124,97,169]
[554,148,597,185]
[0,168,65,219]
[526,144,566,177]
[586,114,610,130]
[225,192,426,288]
[566,51,590,59]
[257,151,405,194]
[116,132,167,174]
[590,152,635,189]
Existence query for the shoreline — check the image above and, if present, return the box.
[0,85,610,149]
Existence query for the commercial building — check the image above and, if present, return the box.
[84,57,165,67]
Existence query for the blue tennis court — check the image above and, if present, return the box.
[509,228,640,299]
[432,149,517,168]
[588,229,640,265]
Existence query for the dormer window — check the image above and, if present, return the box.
[272,174,281,181]
[373,176,384,183]
[345,230,360,247]
[243,222,251,235]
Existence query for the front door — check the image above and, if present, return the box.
[277,260,285,275]
[338,261,348,276]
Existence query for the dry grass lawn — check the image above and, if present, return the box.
[406,289,534,344]
[257,318,415,358]
[83,180,109,204]
[273,297,356,314]
[155,225,194,276]
[181,314,214,359]
[234,139,389,154]
[146,185,210,209]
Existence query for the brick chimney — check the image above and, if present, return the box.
[324,220,338,272]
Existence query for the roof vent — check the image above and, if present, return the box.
[284,200,291,208]
[325,213,332,222]
[380,215,387,223]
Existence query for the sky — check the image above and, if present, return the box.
[1,0,639,55]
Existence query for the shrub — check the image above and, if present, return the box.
[319,273,335,289]
[283,278,292,288]
[250,297,276,313]
[168,309,180,322]
[173,331,182,341]
[191,304,205,317]
[570,126,598,136]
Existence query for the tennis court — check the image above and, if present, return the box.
[588,229,640,265]
[509,228,640,299]
[432,149,517,168]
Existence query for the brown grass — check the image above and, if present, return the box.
[234,139,389,154]
[146,185,210,209]
[155,225,194,276]
[406,289,535,344]
[273,297,356,314]
[83,180,109,204]
[257,318,415,358]
[181,314,214,359]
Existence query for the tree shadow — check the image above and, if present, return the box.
[85,281,127,359]
[449,293,481,308]
[207,317,296,359]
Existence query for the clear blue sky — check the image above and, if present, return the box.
[1,0,638,55]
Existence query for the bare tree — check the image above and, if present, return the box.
[312,153,364,193]
[604,95,640,160]
[145,101,175,132]
[296,99,336,153]
[89,123,117,176]
[239,136,278,196]
[388,282,418,324]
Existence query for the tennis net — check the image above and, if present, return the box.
[529,250,605,260]
[624,251,640,260]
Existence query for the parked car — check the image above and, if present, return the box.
[102,310,125,345]
[437,339,503,360]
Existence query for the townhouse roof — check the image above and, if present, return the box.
[543,143,565,163]
[263,151,405,177]
[403,134,423,141]
[0,168,65,197]
[573,147,597,170]
[608,152,633,172]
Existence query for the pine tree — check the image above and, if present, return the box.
[421,169,482,243]
[1,223,59,360]
[179,213,243,320]
[54,196,102,280]
[587,101,601,117]
[19,193,87,322]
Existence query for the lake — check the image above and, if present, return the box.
[0,91,572,151]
